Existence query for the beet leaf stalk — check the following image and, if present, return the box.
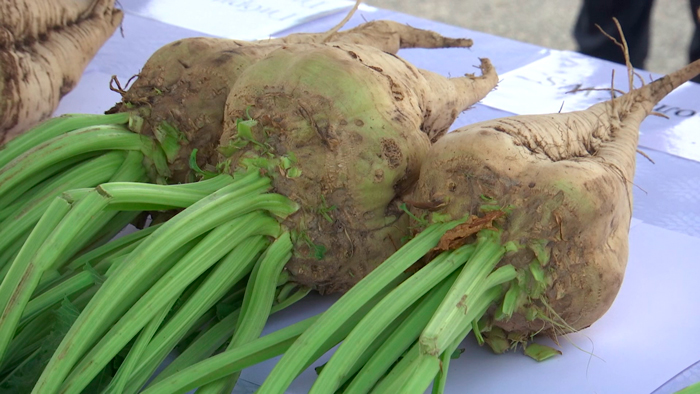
[254,220,462,393]
[22,171,297,394]
[0,113,173,278]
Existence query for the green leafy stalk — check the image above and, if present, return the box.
[0,153,96,217]
[196,233,293,394]
[150,309,242,386]
[0,197,72,363]
[140,316,321,394]
[371,340,421,393]
[20,271,95,324]
[0,310,53,374]
[59,210,141,264]
[149,281,395,394]
[257,221,462,394]
[32,176,276,393]
[96,176,237,211]
[319,300,416,390]
[105,292,180,394]
[420,230,507,356]
[310,244,475,393]
[63,224,161,272]
[396,352,441,394]
[0,126,146,201]
[0,152,126,267]
[0,299,81,393]
[343,273,459,394]
[150,285,310,388]
[0,231,29,279]
[0,113,130,168]
[374,287,504,394]
[60,213,282,394]
[123,236,270,394]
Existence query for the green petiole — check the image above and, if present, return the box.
[371,340,422,393]
[141,316,321,394]
[310,244,476,393]
[0,197,72,362]
[59,213,283,394]
[123,236,270,394]
[197,233,293,393]
[105,292,181,394]
[0,231,29,279]
[396,352,441,394]
[32,173,285,393]
[20,271,95,324]
[343,272,459,394]
[0,125,147,201]
[151,285,311,388]
[257,220,462,394]
[64,224,161,272]
[0,113,130,168]
[151,308,242,386]
[0,152,97,215]
[420,229,507,356]
[61,210,142,262]
[0,152,126,268]
[150,282,398,394]
[0,310,53,373]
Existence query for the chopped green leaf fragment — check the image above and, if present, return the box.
[472,320,484,345]
[503,240,520,253]
[154,121,185,162]
[286,167,302,178]
[280,156,293,170]
[524,343,561,362]
[216,159,232,174]
[312,244,327,260]
[528,260,548,298]
[128,114,143,132]
[450,348,465,360]
[529,239,550,266]
[400,203,429,227]
[529,260,545,283]
[480,204,502,212]
[525,306,538,321]
[497,281,521,321]
[317,195,336,222]
[240,156,274,172]
[300,232,327,260]
[480,194,496,203]
[189,149,218,179]
[483,327,509,354]
[218,139,249,157]
[430,212,452,223]
[236,118,257,141]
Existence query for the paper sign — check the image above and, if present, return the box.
[117,0,364,40]
[481,50,700,163]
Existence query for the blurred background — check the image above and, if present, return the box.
[365,0,694,75]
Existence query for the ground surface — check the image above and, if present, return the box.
[365,0,694,75]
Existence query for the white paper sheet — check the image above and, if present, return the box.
[480,50,700,163]
[117,0,368,41]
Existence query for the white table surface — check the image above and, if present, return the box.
[54,5,700,393]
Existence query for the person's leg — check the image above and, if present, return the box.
[574,0,655,68]
[689,0,700,61]
[689,0,700,82]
